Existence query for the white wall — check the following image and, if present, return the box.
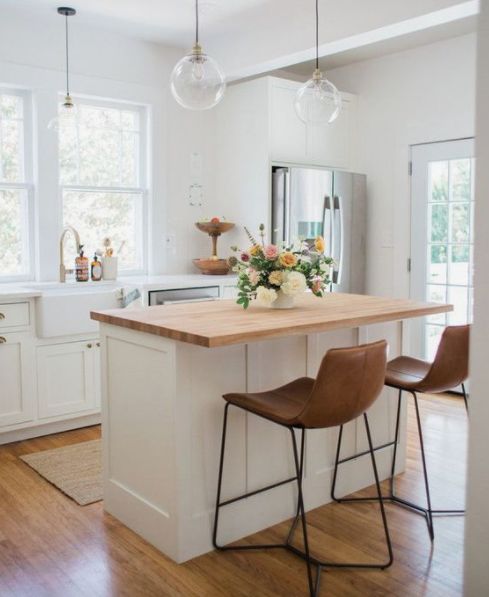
[464,1,489,593]
[0,6,216,278]
[315,33,477,297]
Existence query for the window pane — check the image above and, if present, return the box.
[59,102,140,188]
[448,285,469,325]
[450,159,471,202]
[429,161,448,202]
[426,324,443,361]
[450,203,470,243]
[428,244,447,284]
[426,284,447,324]
[63,190,142,271]
[0,188,28,275]
[449,245,469,286]
[0,94,25,183]
[429,204,448,242]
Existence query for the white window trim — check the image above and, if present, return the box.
[58,95,149,275]
[0,87,35,282]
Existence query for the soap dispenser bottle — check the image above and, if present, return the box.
[91,254,102,281]
[75,245,89,282]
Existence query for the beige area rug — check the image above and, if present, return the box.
[20,439,102,506]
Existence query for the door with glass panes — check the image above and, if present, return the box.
[410,139,474,360]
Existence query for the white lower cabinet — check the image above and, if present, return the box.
[0,332,36,426]
[37,339,100,419]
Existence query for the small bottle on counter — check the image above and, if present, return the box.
[75,245,89,282]
[91,254,102,281]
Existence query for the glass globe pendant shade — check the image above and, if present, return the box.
[48,94,78,131]
[295,69,342,125]
[170,44,226,110]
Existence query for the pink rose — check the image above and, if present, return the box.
[248,268,260,286]
[240,252,250,263]
[264,244,279,260]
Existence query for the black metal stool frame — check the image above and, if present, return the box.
[213,402,394,597]
[331,385,468,541]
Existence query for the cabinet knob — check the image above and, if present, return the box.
[0,313,5,320]
[87,343,93,348]
[0,336,6,344]
[96,342,100,347]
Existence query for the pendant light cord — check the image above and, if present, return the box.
[315,0,319,70]
[195,0,199,45]
[65,13,70,95]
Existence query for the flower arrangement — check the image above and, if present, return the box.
[229,224,334,309]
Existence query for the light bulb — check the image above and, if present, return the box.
[295,69,342,125]
[192,56,205,81]
[48,94,77,131]
[170,44,226,110]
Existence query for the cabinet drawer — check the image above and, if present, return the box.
[0,302,30,330]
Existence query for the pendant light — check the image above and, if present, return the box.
[295,0,341,125]
[170,0,226,110]
[48,7,77,131]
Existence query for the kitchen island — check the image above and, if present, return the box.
[91,293,451,563]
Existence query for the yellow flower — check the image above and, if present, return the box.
[279,251,298,268]
[250,244,262,256]
[268,270,284,286]
[315,236,325,253]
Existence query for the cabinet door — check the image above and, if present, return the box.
[271,84,307,163]
[37,341,97,419]
[306,98,351,168]
[0,333,35,426]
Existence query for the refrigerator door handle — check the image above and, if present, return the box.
[333,195,344,285]
[323,195,333,255]
[284,170,291,245]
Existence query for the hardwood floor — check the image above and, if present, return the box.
[0,394,467,596]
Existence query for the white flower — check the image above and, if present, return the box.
[256,286,277,305]
[281,271,307,296]
[320,262,331,275]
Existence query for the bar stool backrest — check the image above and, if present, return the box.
[418,324,470,393]
[296,340,387,429]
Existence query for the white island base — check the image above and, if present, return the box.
[99,319,409,564]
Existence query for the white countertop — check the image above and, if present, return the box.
[0,274,237,301]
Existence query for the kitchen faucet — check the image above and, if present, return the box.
[59,225,81,282]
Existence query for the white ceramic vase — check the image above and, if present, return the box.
[271,290,295,309]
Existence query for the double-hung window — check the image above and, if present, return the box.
[0,89,32,280]
[58,98,147,273]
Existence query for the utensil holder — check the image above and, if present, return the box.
[102,256,118,281]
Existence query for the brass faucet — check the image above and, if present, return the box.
[59,226,81,282]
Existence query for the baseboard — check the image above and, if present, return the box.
[0,414,101,445]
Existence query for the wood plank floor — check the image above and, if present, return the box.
[0,394,467,596]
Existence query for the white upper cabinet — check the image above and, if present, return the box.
[269,77,355,169]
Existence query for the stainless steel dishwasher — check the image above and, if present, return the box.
[148,286,220,306]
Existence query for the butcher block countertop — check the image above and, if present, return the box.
[91,292,452,348]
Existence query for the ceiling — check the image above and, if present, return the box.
[0,0,269,47]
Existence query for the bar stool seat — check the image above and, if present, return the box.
[213,340,393,597]
[224,377,314,425]
[384,356,431,389]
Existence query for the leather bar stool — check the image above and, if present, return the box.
[332,324,470,542]
[213,340,393,597]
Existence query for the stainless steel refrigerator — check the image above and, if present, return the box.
[271,166,367,293]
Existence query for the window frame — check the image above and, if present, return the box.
[57,95,149,276]
[0,87,34,282]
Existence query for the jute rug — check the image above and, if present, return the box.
[20,439,102,506]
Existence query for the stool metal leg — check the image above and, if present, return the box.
[462,382,468,412]
[292,413,393,570]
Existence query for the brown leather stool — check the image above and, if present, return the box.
[332,325,469,542]
[212,340,393,597]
